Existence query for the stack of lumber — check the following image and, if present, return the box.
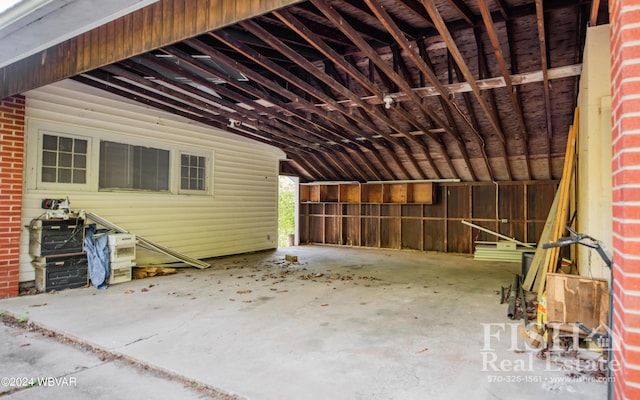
[522,108,579,298]
[474,241,534,263]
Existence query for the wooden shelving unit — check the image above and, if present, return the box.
[300,182,434,204]
[299,181,558,254]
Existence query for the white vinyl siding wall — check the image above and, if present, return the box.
[19,80,285,283]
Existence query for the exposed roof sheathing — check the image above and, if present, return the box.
[12,0,611,182]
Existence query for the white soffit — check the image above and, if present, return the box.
[0,0,160,68]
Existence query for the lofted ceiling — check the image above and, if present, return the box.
[27,0,612,182]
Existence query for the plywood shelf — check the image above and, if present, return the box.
[362,183,383,203]
[339,184,361,203]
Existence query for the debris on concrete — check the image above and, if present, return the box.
[133,266,177,279]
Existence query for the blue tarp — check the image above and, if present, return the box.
[84,225,110,290]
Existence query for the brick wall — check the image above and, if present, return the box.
[611,1,640,398]
[0,96,25,299]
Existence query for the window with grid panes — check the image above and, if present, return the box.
[41,134,87,184]
[180,154,206,191]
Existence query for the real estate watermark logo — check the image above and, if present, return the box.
[480,322,619,377]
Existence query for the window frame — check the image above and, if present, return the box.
[35,129,92,192]
[99,140,171,193]
[177,150,214,196]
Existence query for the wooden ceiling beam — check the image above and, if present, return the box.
[451,61,494,181]
[335,151,371,182]
[238,19,407,139]
[477,0,531,180]
[106,60,335,153]
[82,70,321,153]
[311,0,460,179]
[297,1,393,46]
[342,0,424,40]
[365,0,473,180]
[474,27,512,180]
[494,0,510,20]
[445,0,476,26]
[349,104,426,179]
[295,154,331,181]
[210,28,386,139]
[311,0,454,141]
[535,0,554,179]
[161,44,363,151]
[330,63,582,107]
[274,8,381,97]
[349,149,385,181]
[178,39,395,181]
[231,19,435,180]
[420,0,507,146]
[182,38,371,148]
[419,41,475,180]
[71,74,223,128]
[71,74,319,156]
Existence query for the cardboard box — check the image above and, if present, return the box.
[546,273,609,330]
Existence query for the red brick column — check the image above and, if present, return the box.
[0,96,25,299]
[611,1,640,398]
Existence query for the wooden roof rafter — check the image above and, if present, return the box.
[238,18,448,180]
[163,40,390,181]
[535,0,553,179]
[310,0,462,179]
[208,26,428,180]
[420,0,512,180]
[477,0,531,180]
[110,58,347,156]
[364,0,475,179]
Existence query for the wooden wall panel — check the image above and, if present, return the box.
[325,216,340,244]
[402,219,422,250]
[472,185,496,219]
[381,219,401,249]
[471,220,499,242]
[447,222,470,253]
[425,185,445,216]
[309,216,324,243]
[528,182,557,219]
[424,220,445,252]
[499,185,525,220]
[499,221,526,243]
[447,185,470,219]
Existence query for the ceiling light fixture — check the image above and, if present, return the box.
[382,95,393,109]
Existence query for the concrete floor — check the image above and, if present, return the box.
[0,246,607,399]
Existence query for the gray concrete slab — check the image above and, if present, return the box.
[0,246,608,399]
[0,323,216,399]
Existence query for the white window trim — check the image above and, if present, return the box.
[176,150,214,196]
[30,124,93,192]
[27,119,214,196]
